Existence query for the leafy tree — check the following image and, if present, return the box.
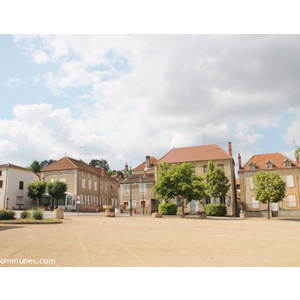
[27,181,47,206]
[204,161,231,200]
[253,171,286,219]
[47,180,67,209]
[89,159,110,172]
[30,160,41,172]
[154,162,206,217]
[40,159,57,169]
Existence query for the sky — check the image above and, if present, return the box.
[0,34,300,172]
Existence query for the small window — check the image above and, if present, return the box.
[250,178,254,190]
[267,163,272,169]
[217,164,224,170]
[94,182,97,190]
[60,178,66,182]
[60,171,66,175]
[0,180,3,188]
[82,179,86,188]
[0,170,2,176]
[288,195,296,207]
[88,180,92,189]
[250,164,255,170]
[203,165,208,173]
[52,172,57,176]
[123,185,129,195]
[19,181,24,190]
[286,162,291,168]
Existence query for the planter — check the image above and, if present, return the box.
[53,208,64,219]
[240,211,248,219]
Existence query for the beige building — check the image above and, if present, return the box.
[0,163,39,210]
[41,156,119,212]
[238,152,300,216]
[120,156,159,215]
[154,143,238,216]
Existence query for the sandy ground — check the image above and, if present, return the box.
[1,215,300,267]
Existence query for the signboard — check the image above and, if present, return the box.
[77,195,81,204]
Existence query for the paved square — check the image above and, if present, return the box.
[1,215,300,267]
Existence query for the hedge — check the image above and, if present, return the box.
[158,203,178,215]
[204,204,227,216]
[0,210,16,220]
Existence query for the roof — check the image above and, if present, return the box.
[0,163,33,172]
[121,173,155,184]
[133,156,158,171]
[240,153,300,171]
[41,156,118,183]
[156,144,231,165]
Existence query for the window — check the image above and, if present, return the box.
[52,172,57,176]
[123,185,129,195]
[141,200,146,207]
[94,182,97,190]
[205,197,211,205]
[0,180,3,188]
[285,162,291,168]
[82,179,86,188]
[60,178,66,182]
[82,172,85,176]
[219,196,226,204]
[88,180,92,189]
[0,170,2,176]
[19,181,24,190]
[286,175,294,187]
[203,165,208,173]
[60,171,66,175]
[267,163,272,169]
[288,195,296,207]
[217,164,224,170]
[139,183,146,194]
[252,197,259,208]
[250,178,254,190]
[250,164,255,170]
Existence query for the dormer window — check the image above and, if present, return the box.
[248,162,256,170]
[284,158,292,168]
[265,160,273,169]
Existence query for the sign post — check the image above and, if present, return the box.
[77,196,81,216]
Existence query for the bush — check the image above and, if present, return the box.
[0,210,15,220]
[32,208,43,220]
[20,210,31,219]
[158,202,178,215]
[204,204,227,216]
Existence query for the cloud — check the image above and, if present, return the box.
[3,34,300,170]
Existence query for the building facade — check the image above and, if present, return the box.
[0,163,39,210]
[41,156,119,212]
[154,143,238,216]
[120,156,159,214]
[238,152,300,216]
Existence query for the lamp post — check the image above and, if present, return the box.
[127,166,132,217]
[140,175,145,215]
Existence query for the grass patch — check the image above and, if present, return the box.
[0,218,62,224]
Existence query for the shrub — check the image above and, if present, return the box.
[32,208,43,220]
[204,204,227,216]
[20,210,31,219]
[158,202,178,215]
[0,210,15,220]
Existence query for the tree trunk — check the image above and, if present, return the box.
[182,198,185,218]
[267,200,270,219]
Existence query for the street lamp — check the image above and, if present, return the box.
[126,166,132,217]
[139,175,145,215]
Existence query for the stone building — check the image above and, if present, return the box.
[238,152,300,217]
[41,156,119,212]
[154,143,238,216]
[120,156,159,214]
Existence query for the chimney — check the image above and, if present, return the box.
[125,163,128,179]
[101,166,105,176]
[146,156,150,169]
[228,142,232,157]
[238,153,242,170]
[295,151,299,164]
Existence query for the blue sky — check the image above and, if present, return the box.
[1,34,300,171]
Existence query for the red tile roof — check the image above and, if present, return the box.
[133,156,158,171]
[241,153,300,171]
[41,156,118,183]
[156,144,231,164]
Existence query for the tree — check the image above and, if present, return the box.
[107,170,125,179]
[47,180,68,209]
[253,171,286,219]
[89,159,110,172]
[204,161,231,200]
[30,160,41,172]
[40,159,56,169]
[154,162,206,217]
[27,181,47,206]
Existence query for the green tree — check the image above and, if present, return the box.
[154,162,206,217]
[47,180,67,209]
[40,159,56,169]
[30,160,41,172]
[204,161,231,200]
[27,181,47,206]
[89,159,110,172]
[253,171,286,219]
